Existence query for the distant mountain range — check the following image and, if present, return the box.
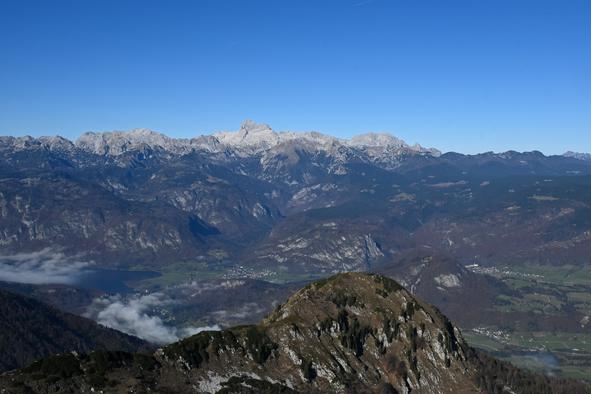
[4,120,588,162]
[2,273,587,393]
[2,120,441,160]
[1,120,591,271]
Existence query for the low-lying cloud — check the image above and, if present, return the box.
[0,248,92,285]
[211,302,266,321]
[176,279,246,297]
[85,292,220,344]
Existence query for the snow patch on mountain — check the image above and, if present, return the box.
[347,132,406,148]
[564,151,591,161]
[76,128,194,156]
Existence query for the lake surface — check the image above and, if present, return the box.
[76,269,161,293]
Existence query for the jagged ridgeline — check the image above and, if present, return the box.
[0,273,589,394]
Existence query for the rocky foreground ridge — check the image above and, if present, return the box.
[1,273,588,394]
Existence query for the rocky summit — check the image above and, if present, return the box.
[1,273,588,394]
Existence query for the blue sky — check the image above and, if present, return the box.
[0,0,589,154]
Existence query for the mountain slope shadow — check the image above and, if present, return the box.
[0,289,150,373]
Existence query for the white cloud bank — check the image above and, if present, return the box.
[85,292,220,344]
[0,248,92,285]
[0,249,220,344]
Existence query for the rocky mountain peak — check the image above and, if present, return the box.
[75,128,189,156]
[346,132,441,157]
[565,151,591,161]
[347,132,407,148]
[214,120,280,150]
[251,272,473,393]
[240,119,274,134]
[0,135,75,152]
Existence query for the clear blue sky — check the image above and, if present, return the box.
[1,0,589,154]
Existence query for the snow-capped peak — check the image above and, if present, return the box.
[347,133,407,148]
[75,128,191,156]
[345,132,440,157]
[213,120,280,148]
[564,151,591,161]
[240,119,274,134]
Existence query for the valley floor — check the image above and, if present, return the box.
[464,264,591,380]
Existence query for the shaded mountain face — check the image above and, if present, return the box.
[376,251,513,328]
[1,273,588,394]
[378,251,591,334]
[0,289,149,373]
[0,281,99,316]
[1,121,591,273]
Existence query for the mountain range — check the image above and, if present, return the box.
[2,121,591,382]
[1,120,591,271]
[2,120,440,158]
